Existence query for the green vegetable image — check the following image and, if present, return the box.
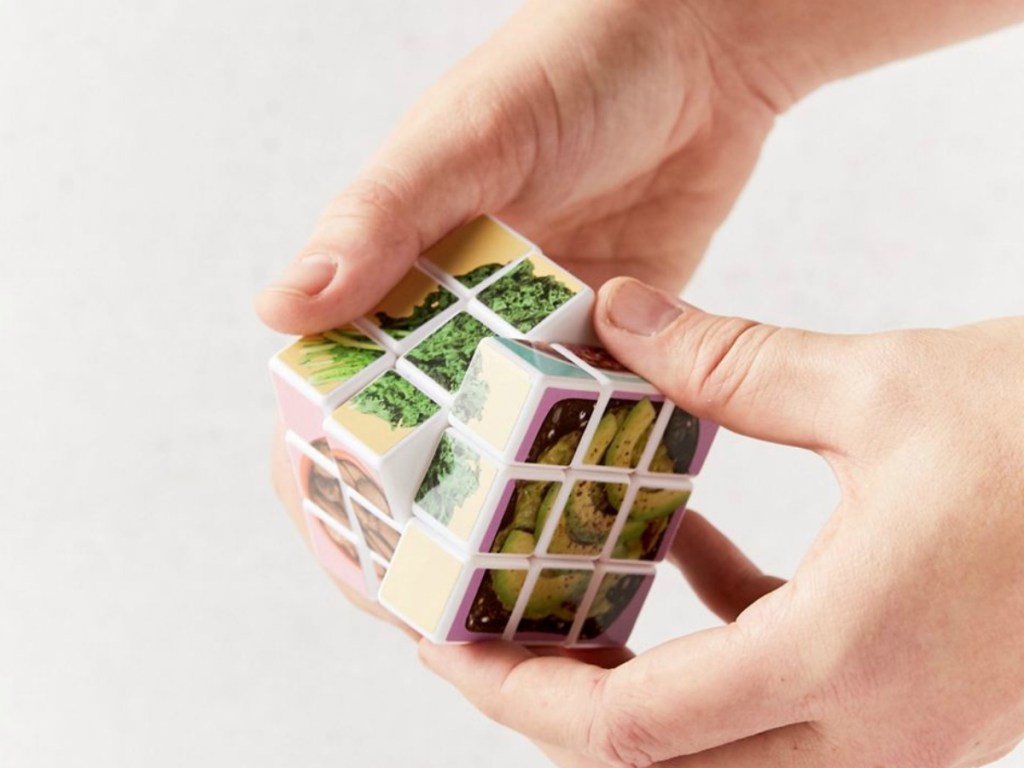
[477,260,575,333]
[416,434,482,526]
[457,262,504,288]
[405,313,494,392]
[374,284,457,338]
[350,371,439,429]
[297,330,384,387]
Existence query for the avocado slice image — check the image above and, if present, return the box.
[630,487,691,522]
[583,413,619,464]
[604,399,657,470]
[509,480,550,532]
[617,517,647,544]
[538,430,581,465]
[493,530,535,610]
[649,443,675,473]
[522,569,590,620]
[565,480,618,544]
[533,482,561,537]
[611,535,645,560]
[547,516,603,556]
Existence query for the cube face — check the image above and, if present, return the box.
[272,216,718,647]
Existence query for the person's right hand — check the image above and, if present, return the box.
[255,0,790,336]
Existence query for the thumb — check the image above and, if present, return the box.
[255,81,531,335]
[595,277,872,450]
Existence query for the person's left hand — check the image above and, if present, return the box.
[418,278,1024,768]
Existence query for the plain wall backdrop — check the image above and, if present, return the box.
[1,2,1022,766]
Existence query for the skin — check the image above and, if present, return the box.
[257,1,1024,765]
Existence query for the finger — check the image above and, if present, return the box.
[669,510,786,623]
[255,59,535,335]
[594,277,876,450]
[419,605,817,765]
[661,723,824,768]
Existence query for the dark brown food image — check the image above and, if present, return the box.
[658,408,701,475]
[349,496,400,562]
[330,450,392,517]
[301,443,349,531]
[525,397,595,463]
[578,573,647,641]
[464,570,522,634]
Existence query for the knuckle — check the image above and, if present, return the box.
[684,315,779,409]
[585,672,660,768]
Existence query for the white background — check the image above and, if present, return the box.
[2,2,1022,766]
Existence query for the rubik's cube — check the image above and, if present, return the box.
[271,217,716,646]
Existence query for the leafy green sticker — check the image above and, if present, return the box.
[477,260,575,333]
[373,283,457,339]
[405,313,494,392]
[350,371,439,429]
[295,330,385,388]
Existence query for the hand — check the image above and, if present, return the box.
[419,278,1024,768]
[255,0,784,336]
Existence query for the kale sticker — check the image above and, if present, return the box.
[405,313,494,392]
[477,260,575,333]
[350,371,439,429]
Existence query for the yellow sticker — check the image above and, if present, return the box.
[454,341,532,455]
[423,216,533,287]
[364,268,457,339]
[380,525,463,635]
[275,327,385,394]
